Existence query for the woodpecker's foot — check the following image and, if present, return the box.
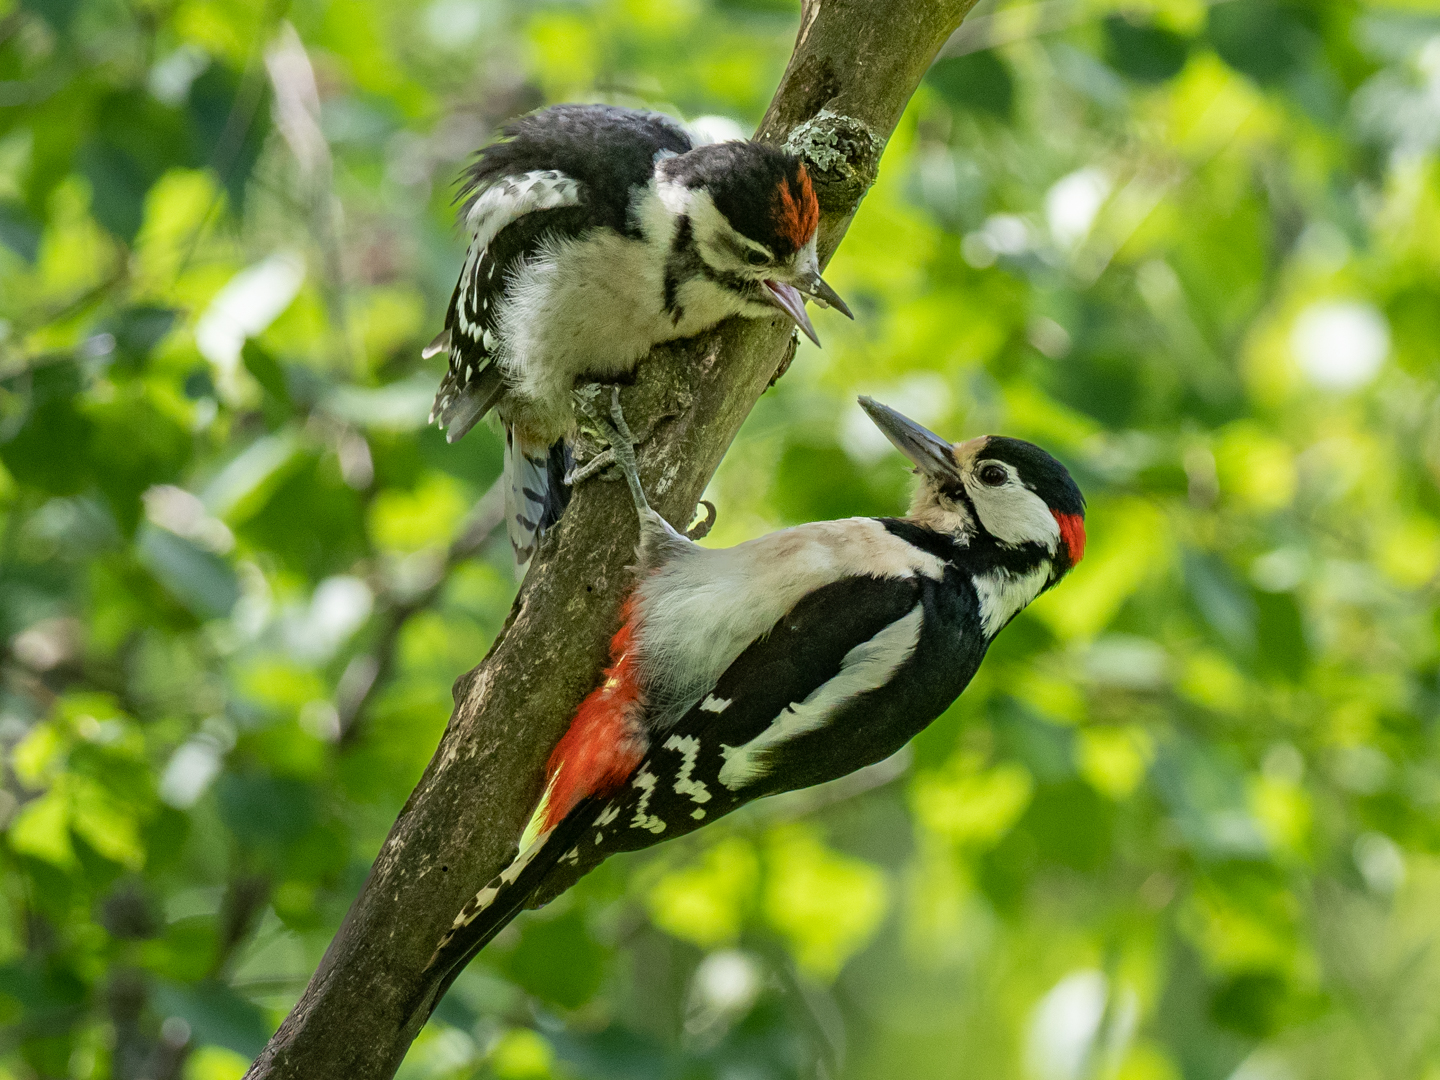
[601,388,651,515]
[687,500,717,541]
[563,448,614,487]
[569,384,623,486]
[569,385,650,513]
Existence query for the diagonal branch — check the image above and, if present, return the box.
[244,2,978,1076]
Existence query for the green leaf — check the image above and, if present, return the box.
[0,361,94,495]
[152,980,271,1058]
[925,51,1015,119]
[503,909,609,1010]
[136,525,239,619]
[1104,16,1191,84]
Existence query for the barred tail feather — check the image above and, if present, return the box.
[415,804,595,1022]
[504,431,572,566]
[412,598,648,1023]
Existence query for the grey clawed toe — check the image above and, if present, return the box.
[568,385,650,515]
[601,388,650,515]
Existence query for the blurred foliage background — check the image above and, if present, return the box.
[4,0,1440,1077]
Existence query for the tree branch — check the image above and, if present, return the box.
[244,2,976,1076]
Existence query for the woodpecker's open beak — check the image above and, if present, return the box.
[858,396,963,482]
[763,281,822,346]
[762,273,851,347]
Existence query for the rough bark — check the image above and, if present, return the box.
[244,2,975,1076]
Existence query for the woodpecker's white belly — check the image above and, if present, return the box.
[492,199,749,440]
[632,517,947,724]
[493,232,662,436]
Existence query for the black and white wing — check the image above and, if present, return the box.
[532,568,990,903]
[429,105,693,443]
[429,172,586,441]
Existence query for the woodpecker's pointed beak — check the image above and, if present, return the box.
[763,280,822,346]
[858,396,963,482]
[799,273,853,320]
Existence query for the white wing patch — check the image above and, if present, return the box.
[629,768,667,834]
[972,563,1052,636]
[664,734,712,805]
[700,695,731,713]
[718,604,926,790]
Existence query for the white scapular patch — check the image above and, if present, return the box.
[700,695,731,713]
[972,563,1053,637]
[465,170,582,251]
[629,769,667,834]
[635,519,945,726]
[664,734,712,804]
[718,604,926,790]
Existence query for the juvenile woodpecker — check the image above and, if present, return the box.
[426,104,851,563]
[417,394,1085,1008]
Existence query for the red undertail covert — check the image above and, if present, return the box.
[539,596,648,833]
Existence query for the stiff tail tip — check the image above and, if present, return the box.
[504,431,573,567]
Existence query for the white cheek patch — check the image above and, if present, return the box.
[682,189,762,275]
[968,476,1061,551]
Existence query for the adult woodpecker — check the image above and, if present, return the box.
[415,393,1085,1011]
[426,104,851,564]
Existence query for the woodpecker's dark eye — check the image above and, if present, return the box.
[745,250,770,266]
[979,463,1008,487]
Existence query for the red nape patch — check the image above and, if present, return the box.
[540,595,648,832]
[1053,511,1086,567]
[773,165,819,250]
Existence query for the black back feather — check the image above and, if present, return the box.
[458,104,693,237]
